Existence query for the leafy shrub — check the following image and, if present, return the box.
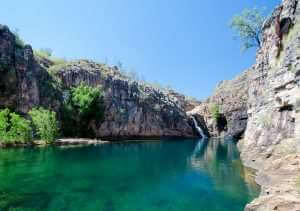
[51,57,67,65]
[34,48,67,71]
[0,109,10,142]
[15,36,25,49]
[34,48,53,59]
[0,109,9,139]
[210,104,221,121]
[48,62,68,76]
[61,83,104,138]
[0,109,32,144]
[12,29,25,49]
[29,108,58,143]
[71,83,104,117]
[8,113,32,143]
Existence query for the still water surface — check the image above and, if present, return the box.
[0,138,259,211]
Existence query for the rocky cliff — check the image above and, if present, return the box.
[0,25,40,113]
[190,0,300,210]
[0,26,197,140]
[239,0,300,209]
[188,68,251,138]
[1,0,300,208]
[52,61,195,139]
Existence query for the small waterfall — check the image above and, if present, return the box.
[191,116,207,139]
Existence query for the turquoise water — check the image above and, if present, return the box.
[0,138,259,211]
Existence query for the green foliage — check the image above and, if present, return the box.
[61,83,104,138]
[12,29,25,49]
[34,48,67,69]
[210,104,221,121]
[71,83,102,117]
[51,57,67,65]
[15,36,25,49]
[0,109,10,142]
[34,48,53,59]
[48,62,68,76]
[8,113,32,143]
[0,109,10,139]
[0,109,32,144]
[29,108,58,143]
[230,7,265,51]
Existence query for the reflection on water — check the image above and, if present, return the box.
[190,138,259,199]
[0,138,259,211]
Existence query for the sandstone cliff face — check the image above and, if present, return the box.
[188,68,251,138]
[239,0,300,168]
[52,61,195,139]
[0,25,40,113]
[188,0,300,209]
[0,28,196,139]
[238,0,300,209]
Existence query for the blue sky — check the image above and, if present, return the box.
[1,0,280,99]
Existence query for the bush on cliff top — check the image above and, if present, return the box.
[29,108,59,143]
[0,109,32,144]
[34,48,53,59]
[12,29,25,49]
[34,48,68,68]
[61,83,105,138]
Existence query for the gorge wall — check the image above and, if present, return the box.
[1,0,300,209]
[53,61,196,139]
[240,0,300,209]
[188,68,251,138]
[0,25,198,140]
[190,0,300,210]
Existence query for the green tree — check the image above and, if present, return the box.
[62,83,104,138]
[8,113,32,143]
[71,83,104,119]
[230,7,265,51]
[29,108,58,143]
[0,109,11,142]
[210,104,221,121]
[0,109,32,144]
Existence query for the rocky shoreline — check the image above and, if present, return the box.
[0,139,109,148]
[243,153,300,210]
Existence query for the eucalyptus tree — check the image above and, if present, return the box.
[230,7,266,51]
